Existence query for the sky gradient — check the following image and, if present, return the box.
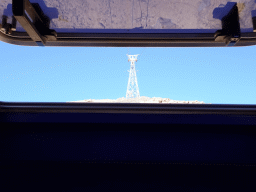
[0,40,255,104]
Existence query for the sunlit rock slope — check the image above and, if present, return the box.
[67,96,210,104]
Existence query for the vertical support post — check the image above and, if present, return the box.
[253,17,256,32]
[214,3,241,46]
[1,15,12,34]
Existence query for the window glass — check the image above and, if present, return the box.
[0,40,255,104]
[0,0,256,104]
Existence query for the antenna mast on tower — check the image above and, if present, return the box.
[126,54,140,99]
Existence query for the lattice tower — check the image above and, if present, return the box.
[126,54,140,99]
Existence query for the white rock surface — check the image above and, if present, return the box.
[67,96,210,104]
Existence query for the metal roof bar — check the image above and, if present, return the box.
[214,3,241,46]
[1,28,256,47]
[12,0,56,45]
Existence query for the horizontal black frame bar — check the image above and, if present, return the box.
[1,102,256,115]
[1,102,256,125]
[1,28,256,47]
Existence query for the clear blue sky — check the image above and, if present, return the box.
[0,40,255,104]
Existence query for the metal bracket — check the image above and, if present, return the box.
[0,15,16,34]
[214,3,241,46]
[12,0,57,45]
[253,17,256,32]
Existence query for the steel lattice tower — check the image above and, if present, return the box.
[126,54,140,99]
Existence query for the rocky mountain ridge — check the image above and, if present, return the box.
[68,96,210,104]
